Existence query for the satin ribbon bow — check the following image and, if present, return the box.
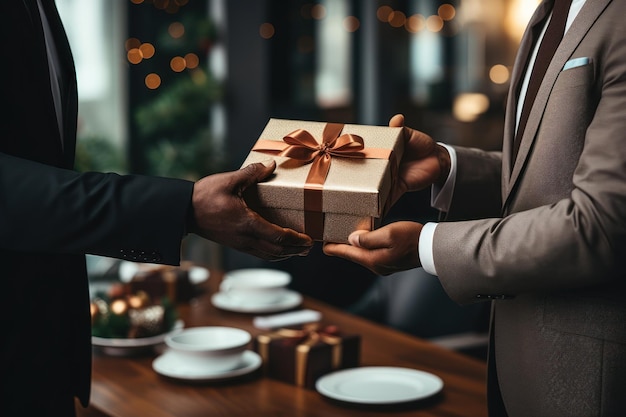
[279,123,367,192]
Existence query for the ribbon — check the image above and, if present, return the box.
[252,123,392,239]
[256,323,344,387]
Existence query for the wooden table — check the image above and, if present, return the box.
[80,271,488,417]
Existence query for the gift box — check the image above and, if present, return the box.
[241,118,404,242]
[254,324,361,389]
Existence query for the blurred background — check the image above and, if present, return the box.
[66,0,539,355]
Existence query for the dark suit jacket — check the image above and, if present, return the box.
[434,0,626,415]
[1,1,194,414]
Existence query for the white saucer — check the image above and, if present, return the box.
[211,290,302,313]
[153,350,262,381]
[118,261,210,284]
[315,366,444,404]
[92,320,184,356]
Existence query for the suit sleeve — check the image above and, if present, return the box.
[0,152,194,265]
[433,47,626,305]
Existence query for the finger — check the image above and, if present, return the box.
[234,160,277,190]
[346,228,393,250]
[389,114,405,128]
[347,230,368,247]
[322,242,373,266]
[243,232,313,260]
[245,213,314,252]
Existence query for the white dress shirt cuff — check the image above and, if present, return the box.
[419,222,438,276]
[431,143,457,213]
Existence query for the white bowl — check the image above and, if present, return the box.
[220,268,292,305]
[164,326,251,373]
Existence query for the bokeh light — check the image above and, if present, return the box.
[170,56,186,72]
[259,23,275,39]
[489,64,510,84]
[438,4,456,21]
[376,5,393,22]
[145,73,162,90]
[127,48,143,64]
[453,93,490,122]
[343,16,360,32]
[168,22,185,39]
[184,53,199,69]
[426,15,444,32]
[405,14,426,33]
[139,43,155,59]
[311,4,326,20]
[388,11,406,28]
[125,37,141,51]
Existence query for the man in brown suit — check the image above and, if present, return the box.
[325,0,626,415]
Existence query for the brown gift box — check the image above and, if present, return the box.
[241,118,404,242]
[254,324,361,389]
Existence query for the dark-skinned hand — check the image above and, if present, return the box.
[188,160,313,261]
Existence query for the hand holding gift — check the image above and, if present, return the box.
[323,114,450,275]
[188,160,313,260]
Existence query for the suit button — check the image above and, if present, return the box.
[476,294,513,300]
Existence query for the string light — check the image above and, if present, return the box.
[343,16,360,32]
[144,73,161,89]
[438,4,456,21]
[184,53,199,69]
[405,14,426,33]
[259,23,275,39]
[489,64,510,84]
[170,56,186,72]
[168,22,185,39]
[376,5,393,22]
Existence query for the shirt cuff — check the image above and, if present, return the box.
[431,143,457,213]
[419,222,438,276]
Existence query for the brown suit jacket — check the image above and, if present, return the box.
[434,0,626,415]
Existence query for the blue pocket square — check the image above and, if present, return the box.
[563,57,590,71]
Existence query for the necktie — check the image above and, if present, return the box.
[513,0,572,162]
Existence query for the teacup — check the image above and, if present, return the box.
[164,326,251,373]
[220,268,291,305]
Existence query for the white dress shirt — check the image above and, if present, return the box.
[420,0,587,276]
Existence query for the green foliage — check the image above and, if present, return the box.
[75,135,126,173]
[133,12,224,180]
[135,74,221,140]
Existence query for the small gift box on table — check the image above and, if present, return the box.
[241,118,404,242]
[254,323,361,389]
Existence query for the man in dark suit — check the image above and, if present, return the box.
[326,0,626,415]
[0,1,312,415]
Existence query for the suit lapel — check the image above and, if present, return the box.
[502,0,554,196]
[503,0,612,211]
[39,0,79,167]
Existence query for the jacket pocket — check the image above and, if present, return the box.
[543,292,626,344]
[552,58,594,92]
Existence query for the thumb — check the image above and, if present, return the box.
[389,114,405,128]
[347,230,369,248]
[236,159,276,189]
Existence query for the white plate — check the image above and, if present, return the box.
[315,367,444,404]
[211,290,302,313]
[92,320,184,355]
[153,350,262,381]
[118,261,210,285]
